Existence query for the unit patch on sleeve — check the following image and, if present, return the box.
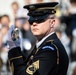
[42,46,54,51]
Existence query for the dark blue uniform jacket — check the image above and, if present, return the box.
[8,33,69,75]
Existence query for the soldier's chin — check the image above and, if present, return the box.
[32,32,39,35]
[34,34,44,41]
[33,33,40,36]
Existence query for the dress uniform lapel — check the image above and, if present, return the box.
[31,45,37,55]
[38,33,58,48]
[27,33,58,58]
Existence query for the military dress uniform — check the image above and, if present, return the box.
[8,33,69,75]
[8,2,69,75]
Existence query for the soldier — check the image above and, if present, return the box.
[7,2,69,75]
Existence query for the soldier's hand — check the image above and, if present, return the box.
[7,25,21,50]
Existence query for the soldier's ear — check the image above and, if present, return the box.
[49,19,55,28]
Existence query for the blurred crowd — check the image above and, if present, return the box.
[0,0,76,75]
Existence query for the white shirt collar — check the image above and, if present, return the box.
[36,32,55,48]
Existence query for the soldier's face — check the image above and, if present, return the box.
[30,17,55,40]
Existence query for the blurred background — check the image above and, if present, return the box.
[0,0,76,75]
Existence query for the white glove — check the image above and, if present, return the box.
[7,25,22,50]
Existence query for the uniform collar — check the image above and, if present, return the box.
[36,32,55,48]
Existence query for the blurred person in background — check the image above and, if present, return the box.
[0,14,10,48]
[69,0,76,62]
[15,8,29,29]
[54,16,71,75]
[11,2,19,19]
[54,16,71,59]
[14,8,36,57]
[11,1,19,23]
[0,15,11,73]
[59,0,70,15]
[0,15,10,46]
[60,0,76,62]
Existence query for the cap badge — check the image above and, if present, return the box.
[29,5,35,10]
